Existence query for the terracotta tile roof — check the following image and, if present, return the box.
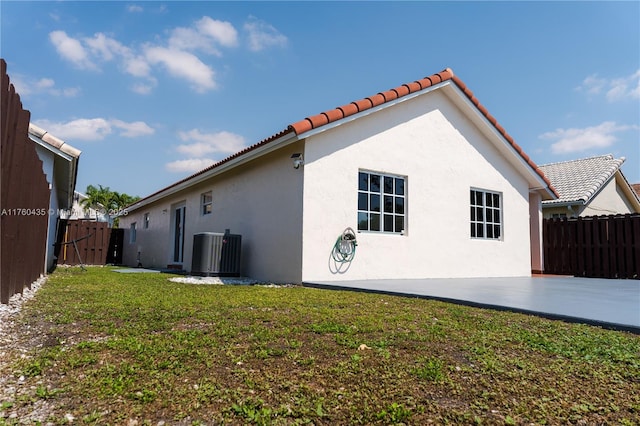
[632,183,640,198]
[129,68,556,209]
[538,155,626,205]
[289,69,454,134]
[288,68,555,194]
[28,123,81,158]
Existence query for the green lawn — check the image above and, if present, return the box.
[2,266,639,425]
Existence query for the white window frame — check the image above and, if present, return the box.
[357,170,406,234]
[470,188,502,240]
[201,191,213,216]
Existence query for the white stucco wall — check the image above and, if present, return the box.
[581,175,636,216]
[301,90,533,281]
[120,143,305,282]
[34,145,58,273]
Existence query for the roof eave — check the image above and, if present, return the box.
[441,83,557,200]
[125,130,299,213]
[29,133,80,209]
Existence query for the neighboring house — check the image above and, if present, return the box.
[28,123,81,272]
[119,68,557,283]
[539,155,640,219]
[63,191,109,222]
[632,183,640,200]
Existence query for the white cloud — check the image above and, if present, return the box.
[165,158,216,173]
[606,70,640,102]
[243,16,288,52]
[576,70,640,102]
[111,120,155,137]
[84,33,131,61]
[49,30,97,70]
[168,26,222,56]
[35,118,112,141]
[130,82,154,95]
[541,121,638,154]
[10,74,80,98]
[35,78,55,89]
[62,87,81,97]
[144,46,216,92]
[123,56,152,78]
[196,17,238,48]
[33,118,155,141]
[47,15,245,93]
[176,129,246,156]
[127,5,143,13]
[168,17,238,56]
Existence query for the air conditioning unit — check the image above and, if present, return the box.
[191,231,242,277]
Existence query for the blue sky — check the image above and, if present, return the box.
[2,1,639,198]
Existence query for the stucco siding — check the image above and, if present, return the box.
[120,142,304,282]
[301,91,532,281]
[581,176,635,216]
[34,145,58,273]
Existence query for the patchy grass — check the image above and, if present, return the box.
[2,266,639,425]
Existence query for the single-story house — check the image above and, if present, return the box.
[29,123,81,272]
[63,191,109,222]
[539,155,640,219]
[119,68,558,283]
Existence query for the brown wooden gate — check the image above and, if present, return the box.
[59,220,111,266]
[543,214,640,279]
[1,59,51,303]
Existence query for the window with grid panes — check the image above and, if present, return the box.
[470,189,502,239]
[358,171,405,233]
[201,191,212,216]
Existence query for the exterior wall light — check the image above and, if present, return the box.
[291,153,304,169]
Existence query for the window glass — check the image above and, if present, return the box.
[470,189,502,240]
[384,177,394,194]
[201,191,213,215]
[370,174,380,193]
[370,194,380,212]
[358,171,406,234]
[358,193,368,211]
[359,172,368,191]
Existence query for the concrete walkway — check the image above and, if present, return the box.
[305,276,640,333]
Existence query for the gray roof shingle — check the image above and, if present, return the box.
[539,155,625,205]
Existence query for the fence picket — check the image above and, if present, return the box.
[544,214,639,279]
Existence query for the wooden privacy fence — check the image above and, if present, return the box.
[1,59,51,304]
[59,220,111,266]
[544,214,640,279]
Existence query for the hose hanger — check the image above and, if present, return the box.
[332,227,358,263]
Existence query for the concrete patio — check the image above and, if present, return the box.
[306,275,640,333]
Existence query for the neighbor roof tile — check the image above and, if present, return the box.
[539,155,625,205]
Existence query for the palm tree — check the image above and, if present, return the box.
[81,185,140,227]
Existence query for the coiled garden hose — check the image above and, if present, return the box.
[332,227,358,263]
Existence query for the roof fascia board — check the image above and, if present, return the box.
[442,84,555,198]
[296,82,448,140]
[30,133,78,207]
[29,134,74,162]
[542,200,584,208]
[126,131,299,212]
